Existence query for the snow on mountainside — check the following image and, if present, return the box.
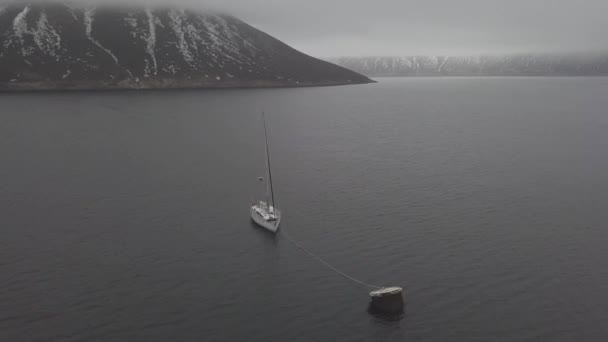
[330,55,608,77]
[0,2,372,91]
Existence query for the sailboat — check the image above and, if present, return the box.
[250,113,281,233]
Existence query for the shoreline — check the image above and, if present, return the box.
[0,78,376,93]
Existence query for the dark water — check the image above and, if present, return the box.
[2,78,608,342]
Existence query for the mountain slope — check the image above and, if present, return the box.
[330,55,608,77]
[0,2,372,91]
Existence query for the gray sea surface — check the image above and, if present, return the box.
[1,77,608,341]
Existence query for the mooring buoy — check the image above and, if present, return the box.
[280,229,405,315]
[369,287,404,314]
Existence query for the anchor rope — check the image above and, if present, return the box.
[280,228,383,290]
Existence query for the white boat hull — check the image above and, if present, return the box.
[250,203,281,233]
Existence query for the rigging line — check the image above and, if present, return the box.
[280,226,383,290]
[262,112,276,209]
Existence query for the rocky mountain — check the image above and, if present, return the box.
[0,2,372,91]
[330,55,608,77]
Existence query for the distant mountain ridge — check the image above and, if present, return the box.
[329,55,608,77]
[0,2,372,91]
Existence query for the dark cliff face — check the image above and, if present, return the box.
[330,55,608,77]
[0,2,373,91]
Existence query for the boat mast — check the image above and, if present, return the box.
[263,112,276,211]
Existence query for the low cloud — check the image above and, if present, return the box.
[6,0,608,57]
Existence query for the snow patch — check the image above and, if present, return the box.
[438,56,450,72]
[163,64,177,75]
[153,15,164,28]
[124,17,138,29]
[34,12,62,60]
[84,8,119,65]
[201,16,240,58]
[12,6,32,56]
[145,8,158,75]
[403,57,413,68]
[12,6,29,34]
[68,8,79,22]
[183,21,201,58]
[196,15,258,67]
[168,9,194,64]
[11,7,62,60]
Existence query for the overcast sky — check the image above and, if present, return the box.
[192,0,608,57]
